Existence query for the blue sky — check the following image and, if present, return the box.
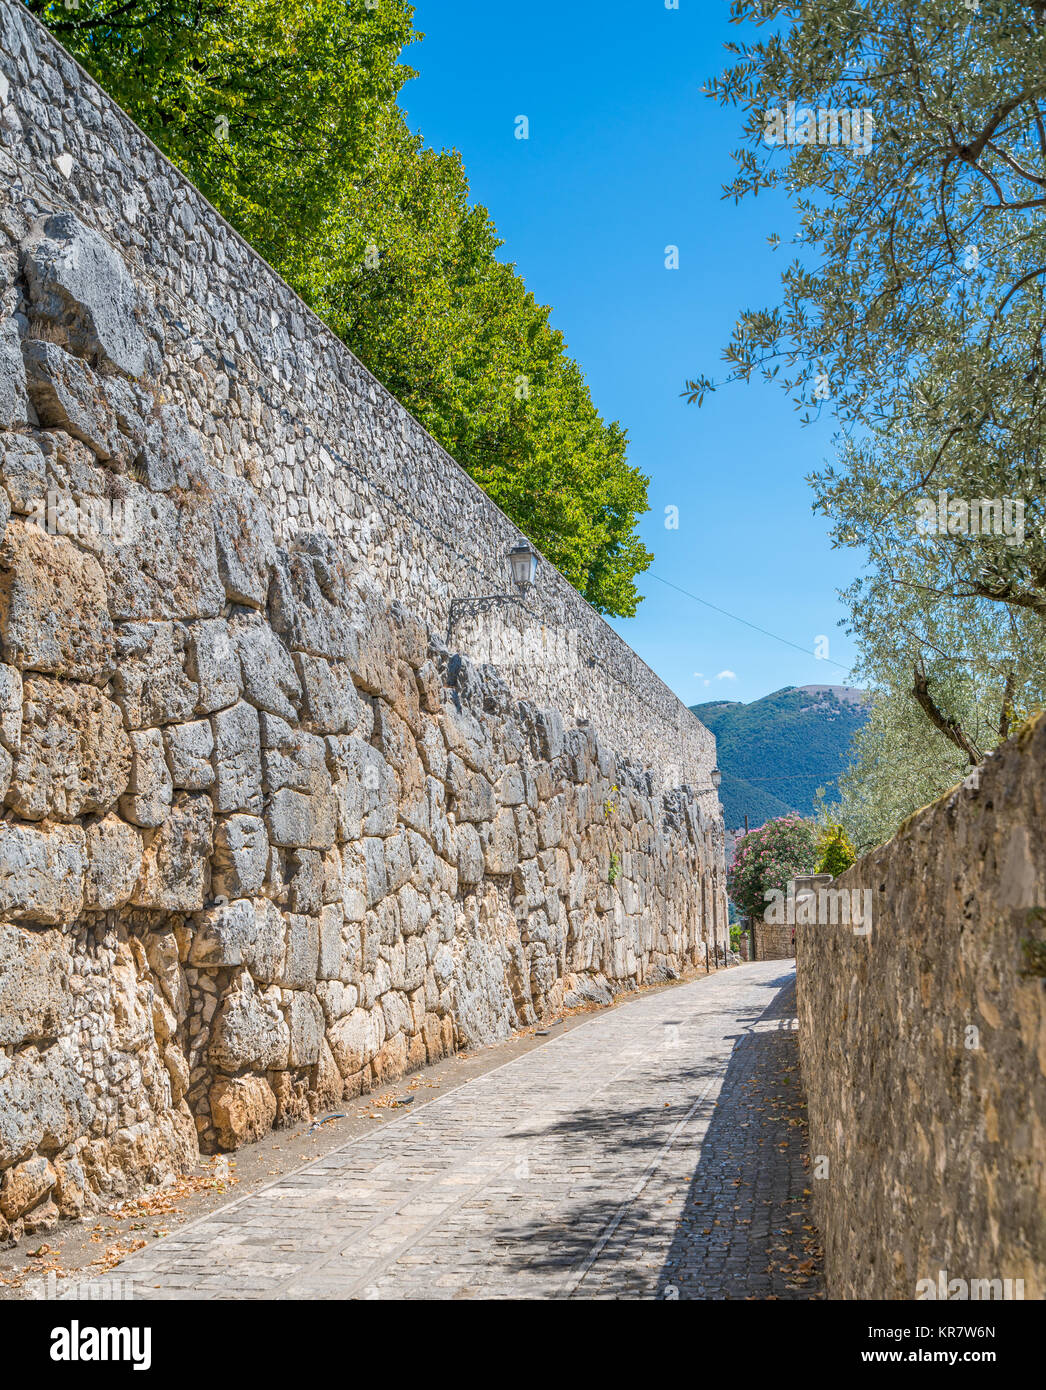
[403,0,861,708]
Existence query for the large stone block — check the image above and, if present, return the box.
[278,914,319,988]
[0,519,113,681]
[7,676,130,821]
[22,212,149,378]
[209,1076,277,1151]
[265,787,337,851]
[0,1154,57,1222]
[0,820,85,925]
[0,923,70,1045]
[232,612,300,719]
[208,979,289,1074]
[0,434,47,515]
[112,620,197,728]
[99,487,225,623]
[283,991,324,1067]
[130,791,212,912]
[189,897,284,982]
[211,813,268,899]
[84,813,143,910]
[211,700,262,814]
[209,472,276,608]
[0,1044,94,1168]
[163,718,214,790]
[185,619,241,715]
[0,317,29,429]
[328,1007,383,1078]
[22,340,121,460]
[119,726,173,827]
[294,653,361,735]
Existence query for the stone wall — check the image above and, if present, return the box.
[0,3,726,1244]
[796,718,1046,1300]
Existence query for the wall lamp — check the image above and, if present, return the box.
[447,542,540,641]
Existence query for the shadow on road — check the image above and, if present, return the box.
[486,968,824,1299]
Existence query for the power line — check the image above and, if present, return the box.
[647,572,853,672]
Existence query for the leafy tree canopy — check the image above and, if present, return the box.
[28,0,652,615]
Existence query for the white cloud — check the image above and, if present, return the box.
[692,672,704,679]
[716,670,737,680]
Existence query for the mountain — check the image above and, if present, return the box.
[690,685,868,832]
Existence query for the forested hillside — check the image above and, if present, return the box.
[691,686,867,831]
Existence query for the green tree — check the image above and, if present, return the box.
[816,822,856,876]
[692,0,1046,616]
[28,0,652,614]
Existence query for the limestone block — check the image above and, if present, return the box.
[232,612,300,719]
[0,519,114,681]
[0,434,47,514]
[0,1155,57,1222]
[483,808,519,876]
[22,340,121,459]
[286,848,322,914]
[455,822,484,887]
[84,813,143,910]
[0,1045,94,1168]
[163,1044,190,1105]
[384,831,412,894]
[120,727,173,827]
[294,652,361,735]
[22,211,149,377]
[0,663,22,753]
[268,545,360,662]
[417,719,447,781]
[209,471,276,608]
[211,813,268,899]
[278,914,320,988]
[186,618,241,715]
[447,753,496,823]
[209,1076,277,1150]
[0,922,70,1045]
[261,717,328,794]
[130,791,212,912]
[284,990,324,1067]
[266,787,337,851]
[0,820,85,925]
[364,836,388,908]
[99,487,224,623]
[317,902,344,981]
[208,979,290,1074]
[211,700,262,813]
[328,1007,383,1077]
[112,620,197,728]
[189,897,284,982]
[163,718,214,790]
[137,403,205,491]
[7,677,129,821]
[0,316,29,429]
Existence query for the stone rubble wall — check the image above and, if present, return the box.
[0,3,727,1245]
[796,718,1046,1300]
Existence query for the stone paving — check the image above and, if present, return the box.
[116,962,822,1299]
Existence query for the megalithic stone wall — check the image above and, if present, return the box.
[0,2,726,1244]
[796,717,1046,1301]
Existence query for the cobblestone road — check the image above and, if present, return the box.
[118,961,822,1300]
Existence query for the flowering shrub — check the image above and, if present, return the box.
[727,815,819,920]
